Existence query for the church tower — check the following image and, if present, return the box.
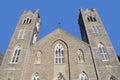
[78,8,120,80]
[0,10,41,80]
[0,8,120,80]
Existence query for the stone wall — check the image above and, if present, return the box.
[0,52,3,66]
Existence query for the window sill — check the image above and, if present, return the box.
[102,60,109,61]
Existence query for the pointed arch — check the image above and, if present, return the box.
[110,75,118,80]
[22,16,32,24]
[22,17,27,24]
[35,50,42,64]
[17,29,26,39]
[98,42,109,61]
[26,17,29,24]
[77,49,85,63]
[92,26,101,36]
[32,72,40,80]
[55,72,65,80]
[79,71,89,80]
[36,22,40,32]
[32,33,37,44]
[11,46,21,63]
[55,43,64,64]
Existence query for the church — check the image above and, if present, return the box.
[0,8,120,80]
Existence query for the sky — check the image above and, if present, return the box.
[0,0,120,56]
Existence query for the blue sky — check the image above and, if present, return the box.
[0,0,120,56]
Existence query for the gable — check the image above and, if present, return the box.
[30,28,90,51]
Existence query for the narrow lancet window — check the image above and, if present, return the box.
[98,43,109,61]
[55,43,64,64]
[93,17,97,22]
[90,16,93,22]
[36,22,40,32]
[11,46,21,63]
[77,49,85,63]
[35,51,42,64]
[87,17,90,22]
[17,29,26,39]
[79,72,89,80]
[32,72,40,80]
[32,33,37,44]
[22,17,32,24]
[92,26,101,37]
[87,15,97,22]
[55,72,65,80]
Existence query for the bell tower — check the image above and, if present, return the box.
[17,9,41,44]
[0,10,41,80]
[78,8,120,80]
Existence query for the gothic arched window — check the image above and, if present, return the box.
[110,75,118,80]
[79,72,88,80]
[92,26,101,37]
[98,43,109,61]
[22,17,26,24]
[55,43,64,64]
[77,49,85,63]
[90,16,93,22]
[12,46,21,63]
[86,14,97,22]
[22,17,32,24]
[36,22,40,32]
[55,72,65,80]
[35,51,42,64]
[32,33,37,44]
[93,17,97,22]
[32,72,40,80]
[17,29,26,39]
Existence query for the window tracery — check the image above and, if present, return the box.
[11,46,21,63]
[77,49,85,63]
[55,43,64,64]
[79,72,88,80]
[98,43,109,61]
[32,72,40,80]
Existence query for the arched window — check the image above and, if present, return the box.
[22,17,26,24]
[55,72,65,80]
[98,43,109,61]
[55,43,64,64]
[92,26,101,37]
[32,72,40,80]
[90,16,93,22]
[79,72,88,80]
[22,17,32,24]
[36,22,40,32]
[17,29,26,39]
[32,34,37,44]
[35,51,42,64]
[29,18,32,24]
[110,75,118,80]
[93,17,97,22]
[26,17,29,24]
[77,49,85,63]
[11,46,21,63]
[87,15,97,22]
[87,17,90,22]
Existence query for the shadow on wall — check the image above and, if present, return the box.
[118,56,120,62]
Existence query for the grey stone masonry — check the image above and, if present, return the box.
[0,8,120,80]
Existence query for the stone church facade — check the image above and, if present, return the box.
[0,8,120,80]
